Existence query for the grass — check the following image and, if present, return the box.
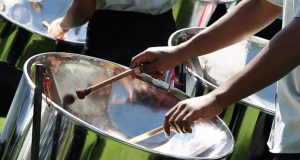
[172,0,195,29]
[0,117,5,131]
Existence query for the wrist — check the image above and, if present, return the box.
[173,43,191,64]
[177,41,196,62]
[59,21,70,32]
[210,90,231,110]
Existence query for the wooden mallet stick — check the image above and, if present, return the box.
[76,69,134,99]
[128,126,164,144]
[128,118,203,144]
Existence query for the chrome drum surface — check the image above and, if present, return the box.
[0,0,85,69]
[0,53,234,159]
[0,0,85,115]
[0,0,86,44]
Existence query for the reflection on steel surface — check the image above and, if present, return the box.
[0,53,234,159]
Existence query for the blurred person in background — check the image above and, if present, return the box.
[48,0,177,67]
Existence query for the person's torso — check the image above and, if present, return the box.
[266,0,300,153]
[96,0,177,15]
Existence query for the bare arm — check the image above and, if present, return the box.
[131,0,282,74]
[48,0,95,39]
[60,0,96,29]
[212,18,300,107]
[180,0,282,60]
[163,18,300,136]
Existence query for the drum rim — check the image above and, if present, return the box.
[0,12,85,45]
[23,52,235,159]
[168,27,275,115]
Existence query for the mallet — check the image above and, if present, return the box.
[128,118,203,144]
[76,69,134,99]
[128,126,164,144]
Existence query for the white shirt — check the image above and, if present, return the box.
[96,0,177,15]
[266,0,300,153]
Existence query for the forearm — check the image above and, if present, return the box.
[60,0,95,29]
[177,0,282,61]
[212,19,300,108]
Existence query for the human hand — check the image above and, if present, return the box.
[130,46,183,79]
[48,18,69,40]
[163,93,225,137]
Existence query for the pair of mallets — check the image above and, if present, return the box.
[63,68,166,143]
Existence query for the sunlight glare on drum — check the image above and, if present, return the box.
[11,4,30,24]
[154,120,227,157]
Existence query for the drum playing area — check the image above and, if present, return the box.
[0,53,234,159]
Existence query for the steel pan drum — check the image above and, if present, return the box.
[168,27,276,114]
[0,0,86,116]
[0,53,234,159]
[0,0,86,69]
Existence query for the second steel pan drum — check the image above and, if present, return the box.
[168,27,276,114]
[0,0,86,69]
[0,53,234,160]
[0,0,86,116]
